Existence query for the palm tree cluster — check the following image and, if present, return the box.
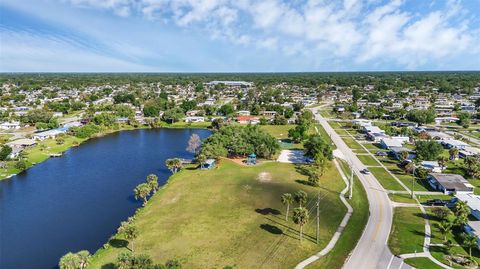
[281,190,310,241]
[59,250,91,269]
[115,252,182,269]
[134,174,159,206]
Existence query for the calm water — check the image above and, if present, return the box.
[0,128,211,269]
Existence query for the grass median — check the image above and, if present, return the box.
[369,167,405,191]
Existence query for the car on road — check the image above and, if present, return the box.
[375,151,388,157]
[361,168,370,174]
[425,199,447,206]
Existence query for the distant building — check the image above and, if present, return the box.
[0,121,20,130]
[206,81,252,87]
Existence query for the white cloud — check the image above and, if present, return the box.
[51,0,480,70]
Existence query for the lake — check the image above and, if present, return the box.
[0,128,211,269]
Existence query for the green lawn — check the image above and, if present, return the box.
[369,167,405,191]
[356,154,380,166]
[260,125,296,139]
[342,137,363,150]
[394,173,431,192]
[388,193,452,204]
[308,161,369,269]
[388,207,425,255]
[404,257,444,269]
[89,160,349,269]
[334,129,349,136]
[328,121,342,129]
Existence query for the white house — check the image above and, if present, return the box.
[420,161,444,173]
[32,128,67,140]
[185,116,205,123]
[380,138,404,149]
[441,139,469,150]
[0,121,20,130]
[455,193,480,247]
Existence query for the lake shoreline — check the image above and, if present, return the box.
[0,122,211,181]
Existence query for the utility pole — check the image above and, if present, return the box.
[316,193,320,244]
[411,163,416,198]
[349,162,353,199]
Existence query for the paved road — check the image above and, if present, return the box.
[310,106,411,269]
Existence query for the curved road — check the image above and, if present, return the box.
[310,107,411,269]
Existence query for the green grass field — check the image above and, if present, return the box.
[260,125,296,139]
[308,161,369,269]
[369,167,405,191]
[342,137,363,150]
[89,160,349,269]
[356,154,380,166]
[404,257,443,269]
[388,193,452,204]
[388,207,425,255]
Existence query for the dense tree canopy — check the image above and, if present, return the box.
[415,140,444,161]
[199,125,280,159]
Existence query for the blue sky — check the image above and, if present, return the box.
[1,0,479,72]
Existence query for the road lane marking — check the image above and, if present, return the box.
[386,255,394,269]
[372,188,383,241]
[398,261,404,269]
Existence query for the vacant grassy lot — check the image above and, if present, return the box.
[388,207,425,255]
[404,257,443,269]
[369,167,405,191]
[394,173,430,192]
[308,161,369,269]
[356,154,380,166]
[260,125,296,139]
[89,160,348,269]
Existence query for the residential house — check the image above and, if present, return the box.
[420,161,444,173]
[427,173,474,194]
[236,116,260,124]
[441,139,469,150]
[0,121,20,130]
[185,116,205,123]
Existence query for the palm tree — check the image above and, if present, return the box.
[146,174,159,194]
[124,225,138,252]
[449,148,459,160]
[294,190,308,208]
[437,220,453,241]
[134,183,151,206]
[281,193,293,221]
[59,252,80,269]
[76,250,91,269]
[115,252,134,269]
[455,201,470,218]
[292,207,309,241]
[437,156,448,171]
[399,151,409,161]
[461,233,479,257]
[404,161,415,174]
[165,158,182,174]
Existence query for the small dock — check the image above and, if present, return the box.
[49,153,63,157]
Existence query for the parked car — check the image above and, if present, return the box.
[361,168,370,174]
[425,199,447,206]
[375,151,388,157]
